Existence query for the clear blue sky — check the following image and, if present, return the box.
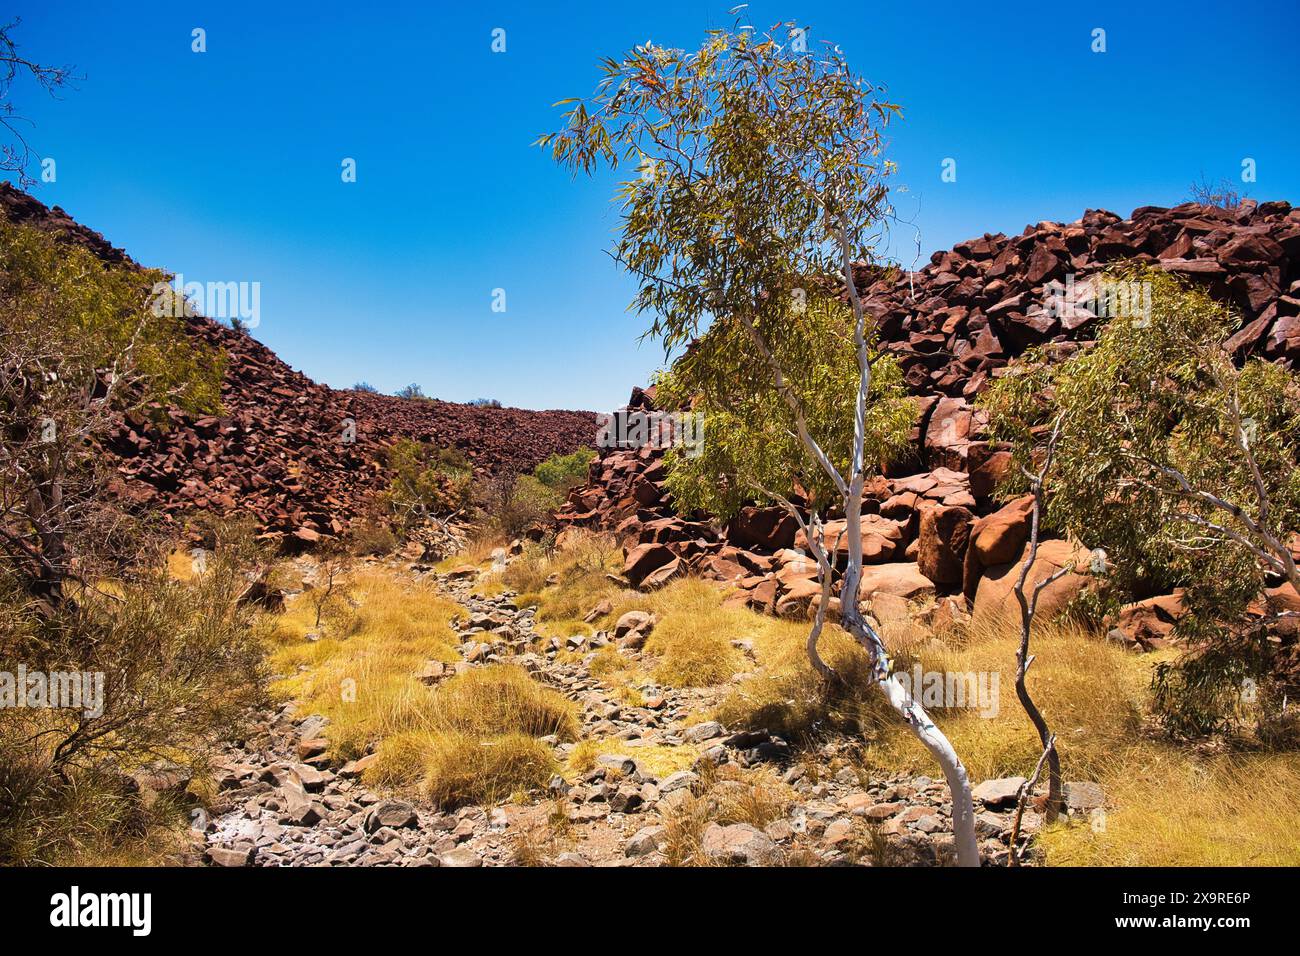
[6,1,1297,411]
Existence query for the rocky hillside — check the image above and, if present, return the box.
[1,184,598,545]
[557,200,1300,645]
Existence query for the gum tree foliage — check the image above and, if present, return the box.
[542,18,981,864]
[983,267,1300,735]
[0,218,222,604]
[655,297,912,519]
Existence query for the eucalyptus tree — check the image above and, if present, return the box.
[983,267,1300,736]
[541,18,981,864]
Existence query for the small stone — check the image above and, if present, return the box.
[972,776,1027,808]
[1063,780,1105,812]
[614,610,655,638]
[684,721,725,743]
[206,846,254,867]
[701,823,781,866]
[364,799,418,833]
[625,825,666,857]
[438,847,482,867]
[595,753,637,775]
[823,818,854,846]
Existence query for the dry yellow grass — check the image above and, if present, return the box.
[660,763,794,866]
[640,579,750,686]
[495,531,645,637]
[860,618,1149,782]
[265,566,576,807]
[566,738,700,779]
[434,532,506,574]
[424,664,579,740]
[266,567,463,760]
[370,731,558,809]
[726,603,1300,866]
[1037,749,1300,866]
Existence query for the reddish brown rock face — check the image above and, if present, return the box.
[917,504,974,585]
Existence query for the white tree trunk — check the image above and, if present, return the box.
[839,598,980,866]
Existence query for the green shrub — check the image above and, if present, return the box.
[533,447,596,492]
[381,439,473,529]
[0,531,267,865]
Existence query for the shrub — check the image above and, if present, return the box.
[427,665,579,740]
[345,520,399,556]
[982,267,1300,736]
[0,218,223,603]
[533,447,596,493]
[416,732,556,809]
[0,532,266,865]
[380,438,473,529]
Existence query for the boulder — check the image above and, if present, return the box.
[1107,591,1186,650]
[972,776,1026,808]
[859,562,936,601]
[729,506,798,550]
[972,539,1091,628]
[700,823,781,866]
[623,543,677,587]
[963,495,1034,599]
[917,504,973,585]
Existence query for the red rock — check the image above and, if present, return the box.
[1109,591,1186,650]
[640,557,683,589]
[623,543,678,587]
[917,504,974,585]
[728,506,798,550]
[972,539,1090,628]
[858,562,936,600]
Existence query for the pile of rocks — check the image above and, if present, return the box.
[856,199,1300,398]
[104,320,598,548]
[557,201,1300,644]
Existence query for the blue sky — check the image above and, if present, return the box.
[6,1,1298,410]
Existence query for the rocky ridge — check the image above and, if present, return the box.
[1,183,598,546]
[556,201,1300,646]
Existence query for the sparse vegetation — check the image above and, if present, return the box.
[0,528,267,865]
[395,383,430,401]
[380,439,473,531]
[1188,174,1247,210]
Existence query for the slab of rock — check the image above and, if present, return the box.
[917,504,973,585]
[859,562,936,601]
[1063,780,1105,812]
[625,825,666,857]
[972,776,1027,808]
[972,539,1090,628]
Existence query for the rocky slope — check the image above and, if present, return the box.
[556,200,1300,645]
[1,183,598,545]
